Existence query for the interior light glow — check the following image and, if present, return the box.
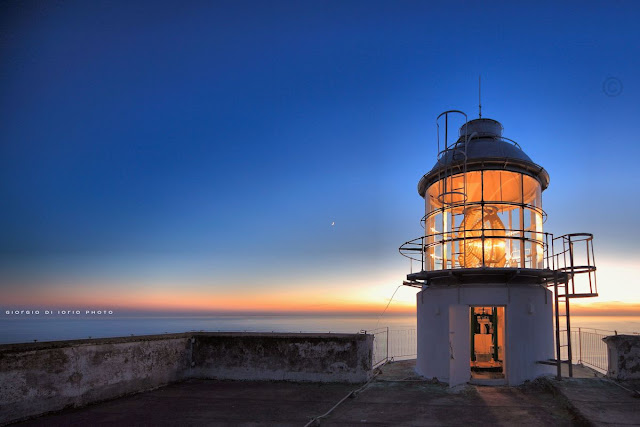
[457,206,507,268]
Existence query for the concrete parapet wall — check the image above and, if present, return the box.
[190,332,373,383]
[0,334,192,424]
[603,334,640,380]
[0,332,373,424]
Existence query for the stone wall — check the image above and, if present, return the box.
[603,334,640,380]
[190,332,373,383]
[0,334,192,424]
[0,332,373,424]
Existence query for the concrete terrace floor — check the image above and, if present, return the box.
[14,360,640,426]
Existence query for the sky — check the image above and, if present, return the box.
[1,0,639,315]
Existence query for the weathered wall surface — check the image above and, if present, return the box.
[0,332,373,424]
[190,333,373,383]
[603,335,640,380]
[0,334,191,424]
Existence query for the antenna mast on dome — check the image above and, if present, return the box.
[478,75,482,118]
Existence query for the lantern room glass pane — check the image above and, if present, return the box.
[523,175,542,208]
[482,170,522,204]
[426,171,483,208]
[465,171,482,205]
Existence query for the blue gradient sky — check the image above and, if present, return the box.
[1,1,639,312]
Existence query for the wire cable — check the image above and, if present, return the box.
[303,362,386,426]
[375,285,403,330]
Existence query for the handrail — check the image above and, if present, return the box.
[496,136,522,150]
[399,231,596,279]
[436,134,523,161]
[420,200,548,227]
[424,201,546,219]
[399,230,550,267]
[437,141,468,161]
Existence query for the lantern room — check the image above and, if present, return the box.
[420,117,547,272]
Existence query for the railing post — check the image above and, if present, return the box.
[420,236,423,272]
[386,326,389,363]
[578,327,582,364]
[554,271,562,380]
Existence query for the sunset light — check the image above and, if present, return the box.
[1,1,639,341]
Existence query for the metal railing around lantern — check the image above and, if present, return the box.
[399,228,596,285]
[399,228,551,272]
[409,196,549,271]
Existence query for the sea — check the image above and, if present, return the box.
[1,313,638,345]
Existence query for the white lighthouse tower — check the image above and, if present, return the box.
[400,110,597,386]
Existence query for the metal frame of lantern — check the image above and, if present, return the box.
[400,110,598,379]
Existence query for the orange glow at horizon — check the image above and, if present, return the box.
[1,280,416,314]
[2,253,638,316]
[6,282,640,316]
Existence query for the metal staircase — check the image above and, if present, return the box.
[549,233,598,379]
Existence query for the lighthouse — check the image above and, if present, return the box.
[400,110,597,386]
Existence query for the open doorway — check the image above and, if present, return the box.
[470,306,505,380]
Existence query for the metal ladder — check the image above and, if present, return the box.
[554,274,573,378]
[435,111,469,270]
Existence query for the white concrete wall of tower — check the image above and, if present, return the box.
[415,284,555,386]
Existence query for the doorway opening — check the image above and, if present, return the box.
[470,306,505,380]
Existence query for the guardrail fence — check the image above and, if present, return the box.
[370,328,417,367]
[372,326,637,375]
[557,327,630,374]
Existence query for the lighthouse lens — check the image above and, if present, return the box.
[457,206,507,268]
